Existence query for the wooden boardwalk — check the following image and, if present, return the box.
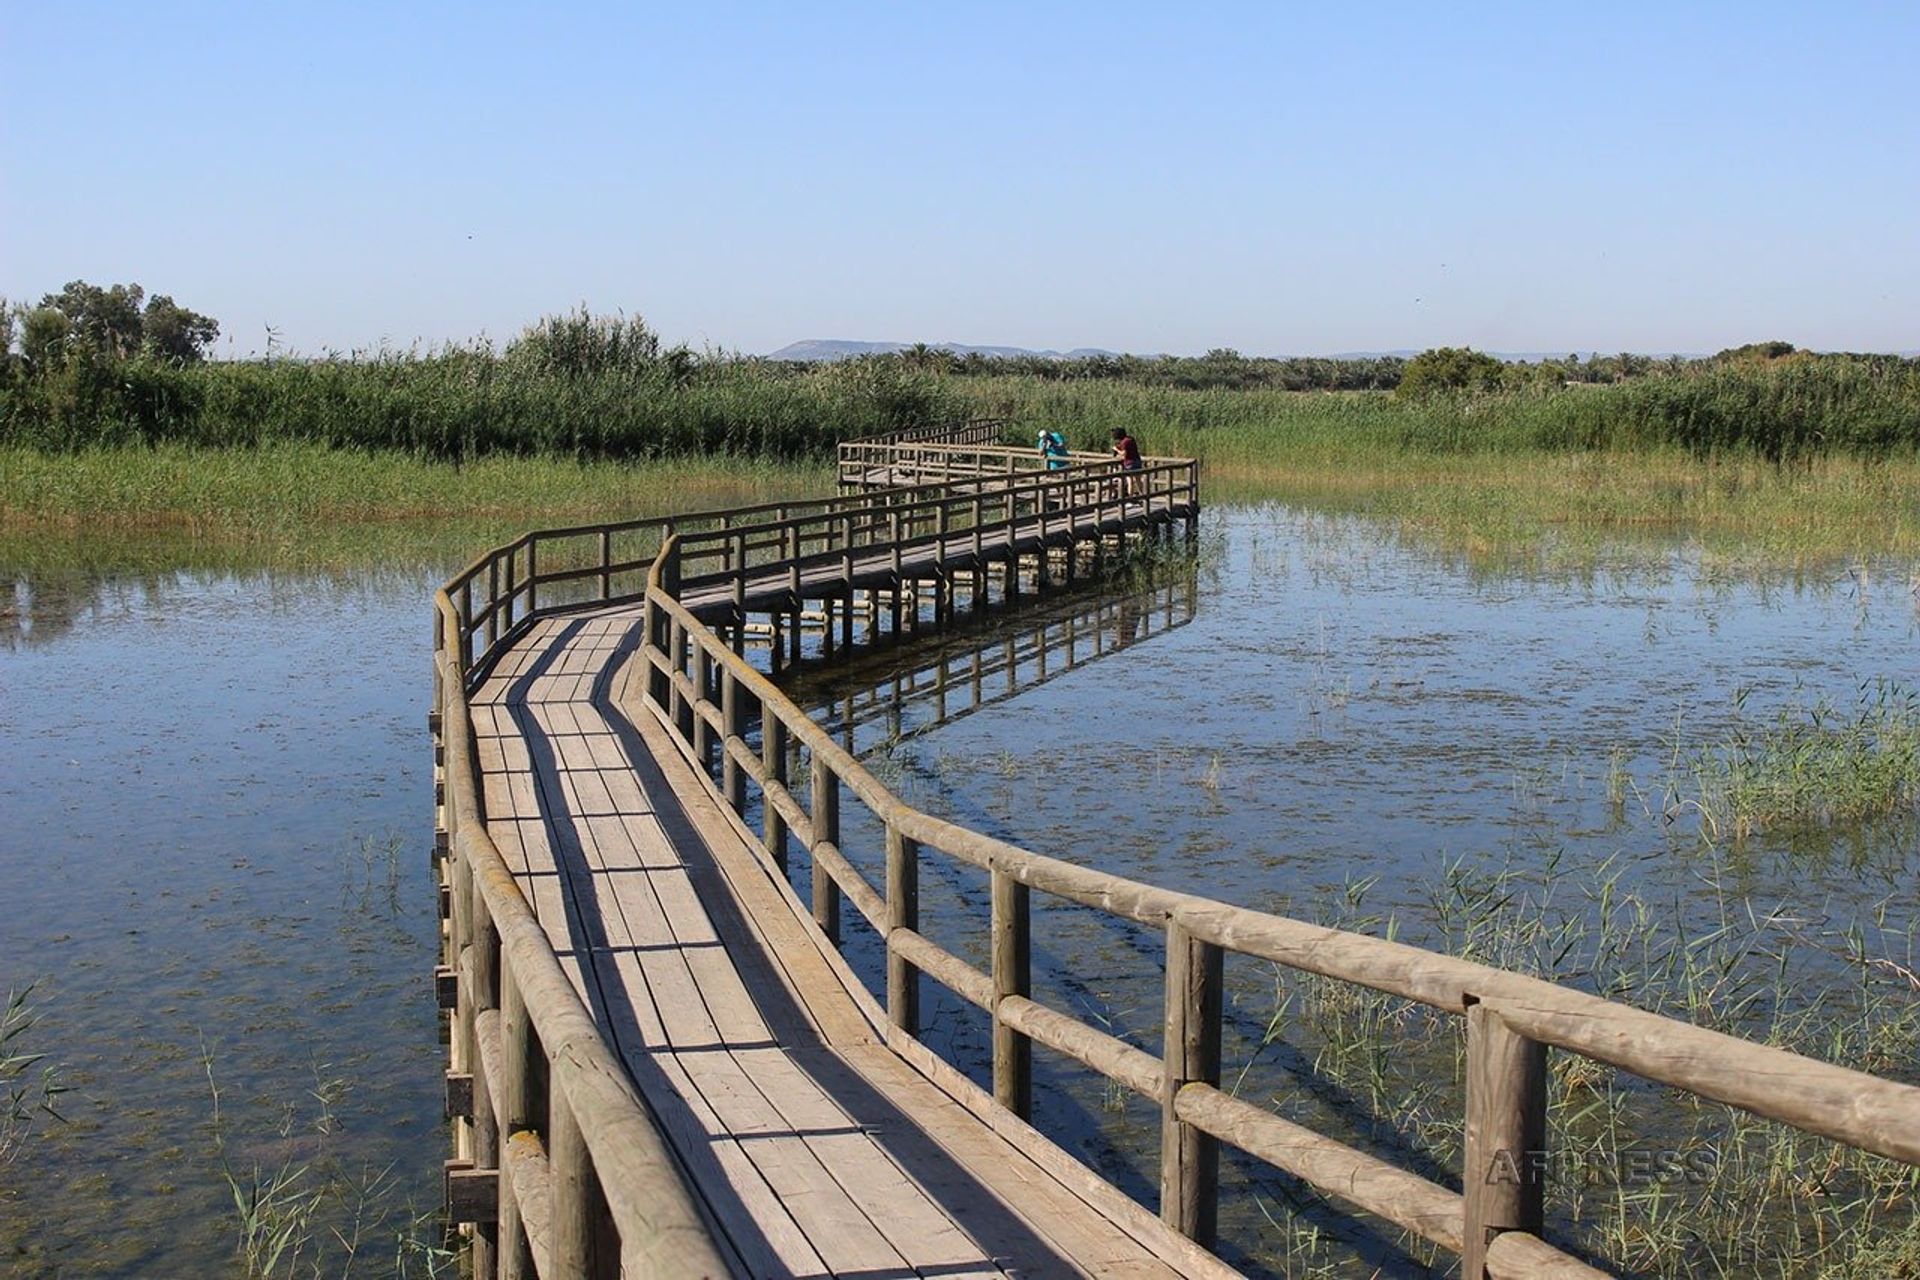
[432,434,1920,1280]
[468,606,1222,1277]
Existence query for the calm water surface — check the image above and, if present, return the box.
[2,504,1915,1276]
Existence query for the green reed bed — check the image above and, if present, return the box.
[1248,854,1920,1278]
[958,357,1920,461]
[1,316,957,460]
[0,442,829,530]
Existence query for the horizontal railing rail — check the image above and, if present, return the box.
[853,416,1008,448]
[432,591,735,1279]
[434,431,1920,1279]
[837,438,1110,488]
[444,449,1190,690]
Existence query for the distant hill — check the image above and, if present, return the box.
[765,339,1125,362]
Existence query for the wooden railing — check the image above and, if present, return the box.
[435,438,1920,1279]
[431,594,732,1278]
[853,416,1008,448]
[836,438,1107,489]
[627,509,1920,1279]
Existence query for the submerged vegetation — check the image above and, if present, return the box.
[204,1048,453,1280]
[1255,855,1920,1278]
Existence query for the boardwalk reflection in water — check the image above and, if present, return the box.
[778,568,1200,762]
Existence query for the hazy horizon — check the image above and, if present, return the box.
[5,4,1915,359]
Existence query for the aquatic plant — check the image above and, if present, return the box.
[0,984,67,1166]
[202,1044,456,1279]
[1249,854,1920,1277]
[1690,681,1920,841]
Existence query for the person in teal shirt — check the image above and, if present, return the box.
[1037,428,1070,470]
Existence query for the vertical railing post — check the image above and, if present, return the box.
[525,537,538,615]
[487,556,502,652]
[811,756,840,943]
[693,645,713,771]
[1462,1002,1548,1278]
[670,618,693,741]
[597,528,611,600]
[886,823,919,1035]
[1161,912,1222,1246]
[990,861,1031,1118]
[762,706,788,872]
[646,540,680,711]
[721,666,745,813]
[469,890,501,1276]
[548,1086,596,1279]
[498,965,535,1280]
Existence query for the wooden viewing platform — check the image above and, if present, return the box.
[431,431,1920,1279]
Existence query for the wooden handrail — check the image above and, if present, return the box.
[438,433,1920,1278]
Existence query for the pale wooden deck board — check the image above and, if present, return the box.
[470,601,1213,1280]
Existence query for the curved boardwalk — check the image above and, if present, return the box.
[434,437,1920,1280]
[470,605,1219,1277]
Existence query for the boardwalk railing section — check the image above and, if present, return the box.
[434,437,1920,1280]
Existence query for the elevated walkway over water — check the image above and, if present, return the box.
[431,432,1920,1280]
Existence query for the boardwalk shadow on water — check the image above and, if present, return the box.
[502,614,1091,1275]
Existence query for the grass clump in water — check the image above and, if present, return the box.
[1,984,66,1167]
[1693,681,1920,842]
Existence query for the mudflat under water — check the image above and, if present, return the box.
[2,504,1915,1276]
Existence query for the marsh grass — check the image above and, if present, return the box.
[1249,853,1920,1277]
[0,441,829,531]
[202,1046,454,1279]
[1689,682,1920,842]
[0,984,67,1168]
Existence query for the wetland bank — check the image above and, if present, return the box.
[4,339,1920,1276]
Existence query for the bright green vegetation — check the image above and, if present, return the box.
[1,307,950,459]
[0,441,828,531]
[1258,856,1920,1278]
[958,355,1920,462]
[1688,683,1920,843]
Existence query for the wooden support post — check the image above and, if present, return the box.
[886,824,920,1035]
[487,556,502,651]
[670,619,692,741]
[1161,914,1222,1246]
[841,515,857,648]
[789,600,803,666]
[991,864,1031,1118]
[646,541,679,710]
[598,528,611,600]
[721,667,745,813]
[469,903,502,1269]
[763,706,788,872]
[498,967,535,1280]
[548,1088,596,1279]
[811,757,840,944]
[525,538,538,615]
[1462,1002,1547,1278]
[890,580,903,637]
[692,644,713,771]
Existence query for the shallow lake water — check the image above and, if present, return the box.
[2,504,1915,1276]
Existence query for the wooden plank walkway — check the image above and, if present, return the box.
[469,606,1226,1278]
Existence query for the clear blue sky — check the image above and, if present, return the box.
[4,2,1915,357]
